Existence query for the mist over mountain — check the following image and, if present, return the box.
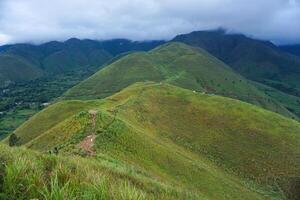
[0,0,300,45]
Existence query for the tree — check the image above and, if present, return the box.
[8,133,19,147]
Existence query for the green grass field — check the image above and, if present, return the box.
[4,82,300,199]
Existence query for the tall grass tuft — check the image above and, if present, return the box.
[81,178,110,200]
[39,174,76,200]
[116,181,147,200]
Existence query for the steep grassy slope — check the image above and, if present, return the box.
[0,54,43,86]
[173,30,300,95]
[64,42,297,119]
[0,143,196,200]
[9,82,300,199]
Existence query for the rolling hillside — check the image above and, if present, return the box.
[64,42,298,119]
[5,82,300,199]
[173,30,300,96]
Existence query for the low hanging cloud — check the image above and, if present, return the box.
[0,0,299,45]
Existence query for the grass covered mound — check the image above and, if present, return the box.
[7,82,300,199]
[63,42,298,120]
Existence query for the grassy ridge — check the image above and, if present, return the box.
[8,82,300,199]
[64,42,297,119]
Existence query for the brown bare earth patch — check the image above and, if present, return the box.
[78,134,97,156]
[78,109,98,155]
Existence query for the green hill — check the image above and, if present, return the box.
[4,82,300,199]
[0,39,164,138]
[64,42,298,119]
[173,30,300,96]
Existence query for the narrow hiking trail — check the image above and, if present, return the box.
[78,109,119,155]
[78,110,98,155]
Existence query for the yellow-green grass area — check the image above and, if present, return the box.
[6,82,300,199]
[22,111,266,200]
[63,42,297,120]
[0,143,198,200]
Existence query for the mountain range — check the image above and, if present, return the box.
[173,30,300,97]
[0,30,300,200]
[1,30,300,120]
[0,39,163,87]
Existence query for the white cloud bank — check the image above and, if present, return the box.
[0,0,299,45]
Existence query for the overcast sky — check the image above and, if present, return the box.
[0,0,299,45]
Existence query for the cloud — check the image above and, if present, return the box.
[0,0,299,45]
